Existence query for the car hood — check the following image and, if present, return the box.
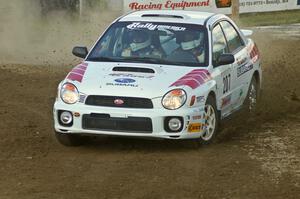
[65,62,210,98]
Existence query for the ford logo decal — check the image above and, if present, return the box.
[114,78,136,83]
[114,99,124,105]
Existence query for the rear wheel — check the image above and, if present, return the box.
[199,95,219,144]
[55,131,83,146]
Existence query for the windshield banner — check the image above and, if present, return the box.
[123,0,300,14]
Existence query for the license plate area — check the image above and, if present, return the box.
[82,114,153,133]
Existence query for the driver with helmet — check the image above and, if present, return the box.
[121,30,163,58]
[168,31,205,63]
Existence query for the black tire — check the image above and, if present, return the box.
[244,76,259,113]
[199,95,220,145]
[55,131,83,146]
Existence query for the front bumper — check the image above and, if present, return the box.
[53,102,206,140]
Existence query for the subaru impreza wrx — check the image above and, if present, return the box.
[53,10,262,146]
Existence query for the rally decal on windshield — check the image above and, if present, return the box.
[67,62,88,83]
[127,22,186,31]
[170,69,211,89]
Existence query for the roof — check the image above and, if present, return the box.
[119,10,219,25]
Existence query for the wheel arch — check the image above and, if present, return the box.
[253,70,260,87]
[208,90,216,101]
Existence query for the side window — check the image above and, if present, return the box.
[91,30,113,57]
[212,24,228,65]
[220,21,244,53]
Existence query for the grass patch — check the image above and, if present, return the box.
[234,9,300,27]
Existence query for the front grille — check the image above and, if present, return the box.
[85,95,153,109]
[82,114,153,133]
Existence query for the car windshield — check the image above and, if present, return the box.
[87,21,208,67]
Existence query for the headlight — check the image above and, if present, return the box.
[60,83,79,104]
[162,89,187,110]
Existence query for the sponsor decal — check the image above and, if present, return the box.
[79,94,87,103]
[192,107,205,113]
[107,78,138,87]
[170,69,211,89]
[109,73,154,79]
[221,94,231,108]
[114,99,124,105]
[127,22,186,31]
[196,96,205,103]
[188,123,202,133]
[106,83,138,87]
[192,115,202,120]
[237,63,253,77]
[114,78,136,83]
[128,0,210,11]
[67,63,88,83]
[240,0,290,8]
[236,57,247,66]
[236,89,245,104]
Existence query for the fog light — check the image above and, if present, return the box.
[168,118,182,131]
[60,111,73,124]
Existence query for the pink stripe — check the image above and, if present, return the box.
[191,69,210,75]
[71,68,86,75]
[170,69,211,89]
[67,72,83,82]
[80,62,88,67]
[190,69,207,73]
[76,65,87,70]
[171,79,200,89]
[191,71,210,81]
[66,63,88,83]
[179,75,205,84]
[189,70,211,79]
[252,55,259,63]
[188,71,211,82]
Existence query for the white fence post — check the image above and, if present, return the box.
[232,0,240,21]
[79,0,88,16]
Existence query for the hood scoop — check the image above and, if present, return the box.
[113,66,155,74]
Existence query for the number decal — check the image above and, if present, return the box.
[223,74,231,94]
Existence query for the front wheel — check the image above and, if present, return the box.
[55,131,83,147]
[199,95,219,144]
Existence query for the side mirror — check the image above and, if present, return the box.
[72,46,88,58]
[217,53,235,66]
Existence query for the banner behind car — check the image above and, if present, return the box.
[124,0,300,14]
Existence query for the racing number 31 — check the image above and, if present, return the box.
[223,74,231,94]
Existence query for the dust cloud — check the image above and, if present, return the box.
[0,0,121,66]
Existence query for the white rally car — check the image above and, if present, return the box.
[53,10,262,146]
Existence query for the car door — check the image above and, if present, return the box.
[211,23,233,117]
[219,20,250,110]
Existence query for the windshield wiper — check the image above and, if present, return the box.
[88,56,189,66]
[119,57,186,66]
[119,57,160,64]
[87,56,121,62]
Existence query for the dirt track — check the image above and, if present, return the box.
[0,31,299,198]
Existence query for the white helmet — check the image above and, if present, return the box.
[128,30,151,52]
[178,31,203,51]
